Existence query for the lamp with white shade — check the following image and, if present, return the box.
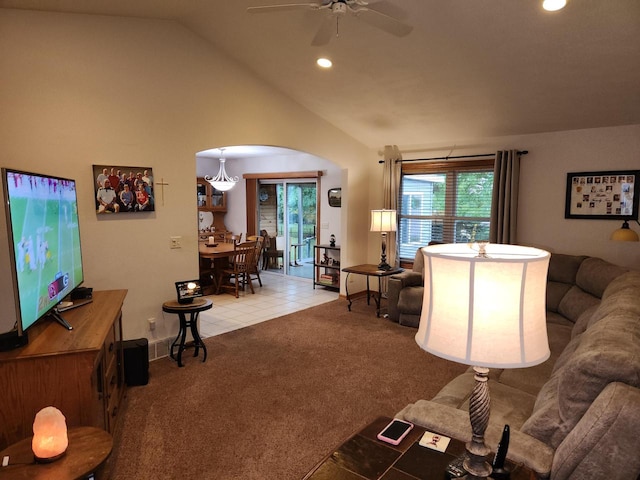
[370,209,397,271]
[416,242,550,478]
[204,148,239,192]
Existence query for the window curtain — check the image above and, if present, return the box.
[382,145,402,267]
[490,150,521,244]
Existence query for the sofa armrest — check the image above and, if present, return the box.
[397,400,553,478]
[388,272,423,322]
[391,271,423,288]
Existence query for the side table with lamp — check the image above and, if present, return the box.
[162,280,212,367]
[1,405,113,480]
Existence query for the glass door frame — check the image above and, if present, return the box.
[259,178,318,277]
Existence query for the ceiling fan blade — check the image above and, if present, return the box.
[355,6,413,37]
[311,15,335,46]
[247,3,321,14]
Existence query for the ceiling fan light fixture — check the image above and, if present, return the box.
[316,57,332,68]
[543,0,566,11]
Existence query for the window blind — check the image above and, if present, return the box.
[398,159,494,261]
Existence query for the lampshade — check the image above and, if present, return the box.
[416,243,551,368]
[610,220,640,242]
[370,209,397,232]
[204,151,238,191]
[32,406,68,462]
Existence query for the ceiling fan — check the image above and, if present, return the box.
[247,0,413,46]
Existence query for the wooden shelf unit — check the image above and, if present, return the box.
[0,290,128,450]
[197,177,227,212]
[314,244,341,290]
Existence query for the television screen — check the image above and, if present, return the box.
[2,169,84,333]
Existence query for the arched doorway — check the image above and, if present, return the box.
[195,145,342,282]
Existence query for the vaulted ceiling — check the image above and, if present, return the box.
[2,0,639,149]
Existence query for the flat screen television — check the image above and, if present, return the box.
[1,168,84,344]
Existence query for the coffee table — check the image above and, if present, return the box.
[303,416,535,480]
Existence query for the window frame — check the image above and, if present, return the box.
[398,159,495,262]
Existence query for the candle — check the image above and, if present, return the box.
[208,236,215,244]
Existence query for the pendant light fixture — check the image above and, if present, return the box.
[204,148,239,192]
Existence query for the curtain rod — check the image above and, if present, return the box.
[377,150,528,164]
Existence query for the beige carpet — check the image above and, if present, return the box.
[100,299,466,480]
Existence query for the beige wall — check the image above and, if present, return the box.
[0,9,373,339]
[372,124,640,270]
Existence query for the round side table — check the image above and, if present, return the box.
[0,426,112,480]
[162,298,212,367]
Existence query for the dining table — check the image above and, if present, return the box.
[199,241,236,259]
[198,242,237,294]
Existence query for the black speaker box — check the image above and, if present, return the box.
[122,338,149,386]
[71,287,93,300]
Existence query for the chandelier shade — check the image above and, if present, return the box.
[204,153,238,192]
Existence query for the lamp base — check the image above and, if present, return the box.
[462,366,493,479]
[34,450,67,463]
[377,261,392,271]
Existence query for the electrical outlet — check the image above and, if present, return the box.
[321,222,329,229]
[170,236,182,249]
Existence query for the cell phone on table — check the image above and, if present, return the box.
[377,418,414,445]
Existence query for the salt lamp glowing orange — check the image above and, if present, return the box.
[32,406,68,462]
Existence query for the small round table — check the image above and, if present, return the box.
[162,298,212,367]
[0,426,112,480]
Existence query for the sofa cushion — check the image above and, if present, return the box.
[546,281,573,313]
[551,382,640,480]
[586,271,640,330]
[570,304,598,338]
[557,286,600,323]
[498,322,572,395]
[556,257,628,323]
[431,371,537,430]
[546,310,573,327]
[547,254,587,285]
[522,304,640,449]
[575,257,628,298]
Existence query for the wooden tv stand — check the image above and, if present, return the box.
[0,290,128,450]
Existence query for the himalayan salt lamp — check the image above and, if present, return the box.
[32,406,68,462]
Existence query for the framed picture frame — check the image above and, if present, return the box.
[328,187,341,207]
[565,170,639,219]
[93,165,155,214]
[175,280,203,304]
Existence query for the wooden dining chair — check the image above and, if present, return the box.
[245,235,264,287]
[224,232,242,244]
[263,234,284,269]
[216,241,256,298]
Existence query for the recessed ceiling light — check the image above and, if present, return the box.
[316,58,332,68]
[543,0,566,11]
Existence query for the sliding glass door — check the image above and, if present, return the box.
[259,180,317,279]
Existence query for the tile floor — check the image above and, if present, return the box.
[197,271,339,338]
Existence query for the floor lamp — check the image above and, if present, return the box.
[415,242,550,478]
[370,209,396,271]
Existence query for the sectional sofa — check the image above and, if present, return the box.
[392,251,640,479]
